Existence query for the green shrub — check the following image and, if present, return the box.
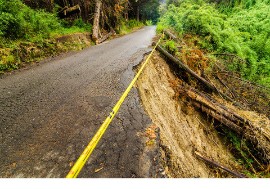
[146,20,153,26]
[0,0,61,39]
[0,0,92,40]
[0,0,93,72]
[73,18,92,31]
[118,19,144,34]
[165,40,177,55]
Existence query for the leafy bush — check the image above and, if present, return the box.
[118,19,144,34]
[0,0,92,40]
[165,40,177,55]
[146,20,153,26]
[0,0,92,72]
[158,0,270,86]
[0,0,61,39]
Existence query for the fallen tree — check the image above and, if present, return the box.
[154,43,217,92]
[178,82,270,163]
[96,30,116,44]
[58,4,81,18]
[163,29,178,41]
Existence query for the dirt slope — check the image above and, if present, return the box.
[137,52,240,178]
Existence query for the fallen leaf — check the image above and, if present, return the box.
[94,167,103,173]
[69,162,74,167]
[11,163,16,168]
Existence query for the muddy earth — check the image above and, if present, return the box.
[0,26,161,178]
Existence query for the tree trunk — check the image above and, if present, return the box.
[136,6,140,21]
[96,30,115,44]
[92,0,102,44]
[178,83,270,162]
[163,30,178,41]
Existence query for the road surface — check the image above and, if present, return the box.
[0,26,160,178]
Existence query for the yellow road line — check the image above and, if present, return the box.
[66,35,163,178]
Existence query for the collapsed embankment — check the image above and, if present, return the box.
[136,52,270,178]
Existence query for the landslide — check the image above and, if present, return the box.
[137,52,238,177]
[136,35,270,178]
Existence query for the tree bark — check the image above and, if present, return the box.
[96,30,115,44]
[92,0,102,44]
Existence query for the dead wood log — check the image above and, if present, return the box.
[96,30,115,44]
[58,5,81,18]
[163,30,177,41]
[193,101,244,135]
[64,4,81,15]
[179,84,252,127]
[155,44,217,92]
[194,151,247,178]
[179,83,270,162]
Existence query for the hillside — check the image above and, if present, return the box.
[149,0,270,178]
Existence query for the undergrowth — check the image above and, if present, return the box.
[0,0,92,72]
[118,19,144,35]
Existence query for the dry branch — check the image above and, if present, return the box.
[163,30,177,41]
[58,5,81,18]
[194,151,247,178]
[212,53,246,63]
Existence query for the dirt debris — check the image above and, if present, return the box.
[136,52,241,178]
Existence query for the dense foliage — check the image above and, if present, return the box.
[158,0,270,86]
[0,0,92,42]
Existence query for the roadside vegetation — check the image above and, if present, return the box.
[0,0,160,73]
[158,0,270,87]
[0,0,92,72]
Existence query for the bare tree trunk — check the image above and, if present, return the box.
[92,0,102,44]
[136,6,140,21]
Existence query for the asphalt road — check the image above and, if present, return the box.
[0,26,159,178]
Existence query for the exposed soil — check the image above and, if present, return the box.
[137,52,242,178]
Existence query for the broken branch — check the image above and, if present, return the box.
[194,151,247,178]
[163,30,178,41]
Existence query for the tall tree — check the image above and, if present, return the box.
[92,0,102,43]
[128,0,160,22]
